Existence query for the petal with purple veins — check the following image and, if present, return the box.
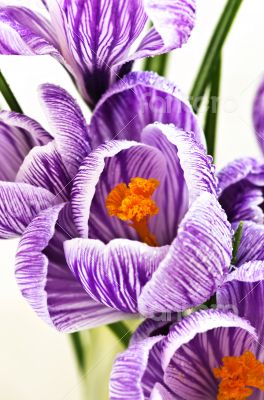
[15,203,127,332]
[90,71,204,148]
[138,193,232,316]
[64,237,168,314]
[39,84,91,176]
[0,182,56,238]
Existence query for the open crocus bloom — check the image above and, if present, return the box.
[0,0,196,106]
[110,259,264,399]
[10,72,233,332]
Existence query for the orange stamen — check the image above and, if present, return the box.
[213,351,264,400]
[106,177,160,246]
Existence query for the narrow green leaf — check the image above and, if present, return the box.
[69,332,86,373]
[190,0,243,112]
[108,321,132,347]
[143,53,170,77]
[0,70,23,113]
[232,222,244,265]
[204,55,221,158]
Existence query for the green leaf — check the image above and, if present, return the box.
[232,222,244,265]
[69,331,86,373]
[190,0,243,112]
[108,321,132,347]
[204,55,221,158]
[143,53,170,76]
[0,70,22,113]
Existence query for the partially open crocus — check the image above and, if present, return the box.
[12,73,232,332]
[0,0,196,106]
[110,261,264,399]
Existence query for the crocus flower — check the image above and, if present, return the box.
[11,72,232,332]
[0,0,196,107]
[110,255,264,399]
[218,78,264,225]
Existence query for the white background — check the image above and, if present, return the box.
[0,0,263,399]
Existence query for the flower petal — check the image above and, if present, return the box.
[90,71,204,148]
[0,182,56,238]
[0,112,51,181]
[218,158,264,223]
[124,0,196,64]
[16,203,126,332]
[16,141,71,201]
[110,335,162,400]
[253,77,264,154]
[72,140,166,241]
[0,6,60,57]
[138,193,232,316]
[235,221,264,266]
[161,310,257,399]
[64,238,168,314]
[217,261,264,361]
[39,84,91,176]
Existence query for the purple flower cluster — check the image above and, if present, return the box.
[0,1,264,399]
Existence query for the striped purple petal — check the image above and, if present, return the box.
[0,6,60,57]
[0,111,51,181]
[110,335,163,400]
[138,193,232,316]
[217,261,264,361]
[218,158,264,224]
[235,221,264,266]
[15,203,126,332]
[16,141,71,201]
[90,71,204,148]
[0,182,57,238]
[124,0,196,64]
[64,238,168,314]
[253,77,264,154]
[39,84,91,176]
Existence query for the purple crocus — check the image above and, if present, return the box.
[5,72,233,332]
[218,78,264,225]
[0,0,196,106]
[110,256,264,399]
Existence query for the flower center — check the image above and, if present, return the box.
[105,177,160,246]
[213,351,264,400]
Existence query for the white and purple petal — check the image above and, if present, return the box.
[0,111,51,181]
[0,182,56,238]
[39,84,91,176]
[15,203,127,332]
[90,71,204,148]
[16,141,71,201]
[0,6,60,57]
[138,193,232,316]
[64,237,168,314]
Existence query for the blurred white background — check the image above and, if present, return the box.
[0,0,263,399]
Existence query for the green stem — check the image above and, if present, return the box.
[204,55,222,158]
[232,222,244,265]
[0,70,22,113]
[190,0,243,112]
[69,332,86,373]
[108,321,132,347]
[144,53,170,76]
